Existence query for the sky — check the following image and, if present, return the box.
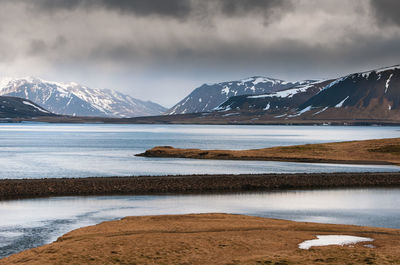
[0,0,399,107]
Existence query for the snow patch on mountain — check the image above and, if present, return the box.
[22,100,50,113]
[335,96,349,108]
[248,84,314,99]
[168,76,315,114]
[385,74,393,93]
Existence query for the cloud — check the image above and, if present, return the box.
[8,0,292,20]
[370,0,400,26]
[28,0,193,18]
[0,0,399,106]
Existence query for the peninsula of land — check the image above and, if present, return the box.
[138,138,400,166]
[1,213,399,265]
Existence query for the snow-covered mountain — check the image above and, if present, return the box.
[167,77,316,114]
[215,79,334,114]
[0,77,166,117]
[0,96,54,118]
[213,65,400,121]
[291,65,400,119]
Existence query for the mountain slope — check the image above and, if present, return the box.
[215,79,334,115]
[167,77,315,114]
[292,65,400,119]
[0,96,54,118]
[0,77,166,117]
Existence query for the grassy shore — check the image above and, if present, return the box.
[1,213,400,264]
[137,138,400,165]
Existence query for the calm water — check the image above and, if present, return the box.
[0,188,399,258]
[0,123,399,178]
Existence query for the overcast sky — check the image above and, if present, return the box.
[0,0,399,107]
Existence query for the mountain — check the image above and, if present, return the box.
[127,64,400,125]
[0,77,166,117]
[0,96,55,119]
[215,79,334,115]
[167,77,315,114]
[210,65,400,121]
[290,65,400,120]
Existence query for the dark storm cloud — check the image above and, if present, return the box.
[29,0,192,18]
[0,0,399,106]
[370,0,400,26]
[219,0,290,16]
[15,0,291,19]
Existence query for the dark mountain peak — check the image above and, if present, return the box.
[167,76,314,115]
[0,96,55,119]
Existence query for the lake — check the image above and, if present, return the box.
[1,123,400,258]
[1,188,399,258]
[0,123,399,178]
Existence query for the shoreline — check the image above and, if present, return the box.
[2,213,400,264]
[1,172,400,201]
[137,138,400,166]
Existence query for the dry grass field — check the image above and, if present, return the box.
[138,138,400,165]
[2,214,400,265]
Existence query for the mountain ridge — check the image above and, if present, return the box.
[0,77,166,118]
[167,76,316,115]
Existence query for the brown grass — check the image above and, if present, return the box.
[137,138,400,165]
[2,214,400,265]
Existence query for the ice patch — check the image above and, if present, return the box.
[335,96,349,108]
[299,235,373,250]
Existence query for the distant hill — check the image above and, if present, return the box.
[167,77,315,114]
[0,77,166,117]
[0,96,55,119]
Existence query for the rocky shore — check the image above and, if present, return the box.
[1,172,400,201]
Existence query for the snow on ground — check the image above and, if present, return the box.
[298,235,373,250]
[248,85,312,99]
[335,96,349,108]
[22,101,50,113]
[0,77,12,89]
[385,74,393,93]
[313,106,329,116]
[221,86,230,95]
